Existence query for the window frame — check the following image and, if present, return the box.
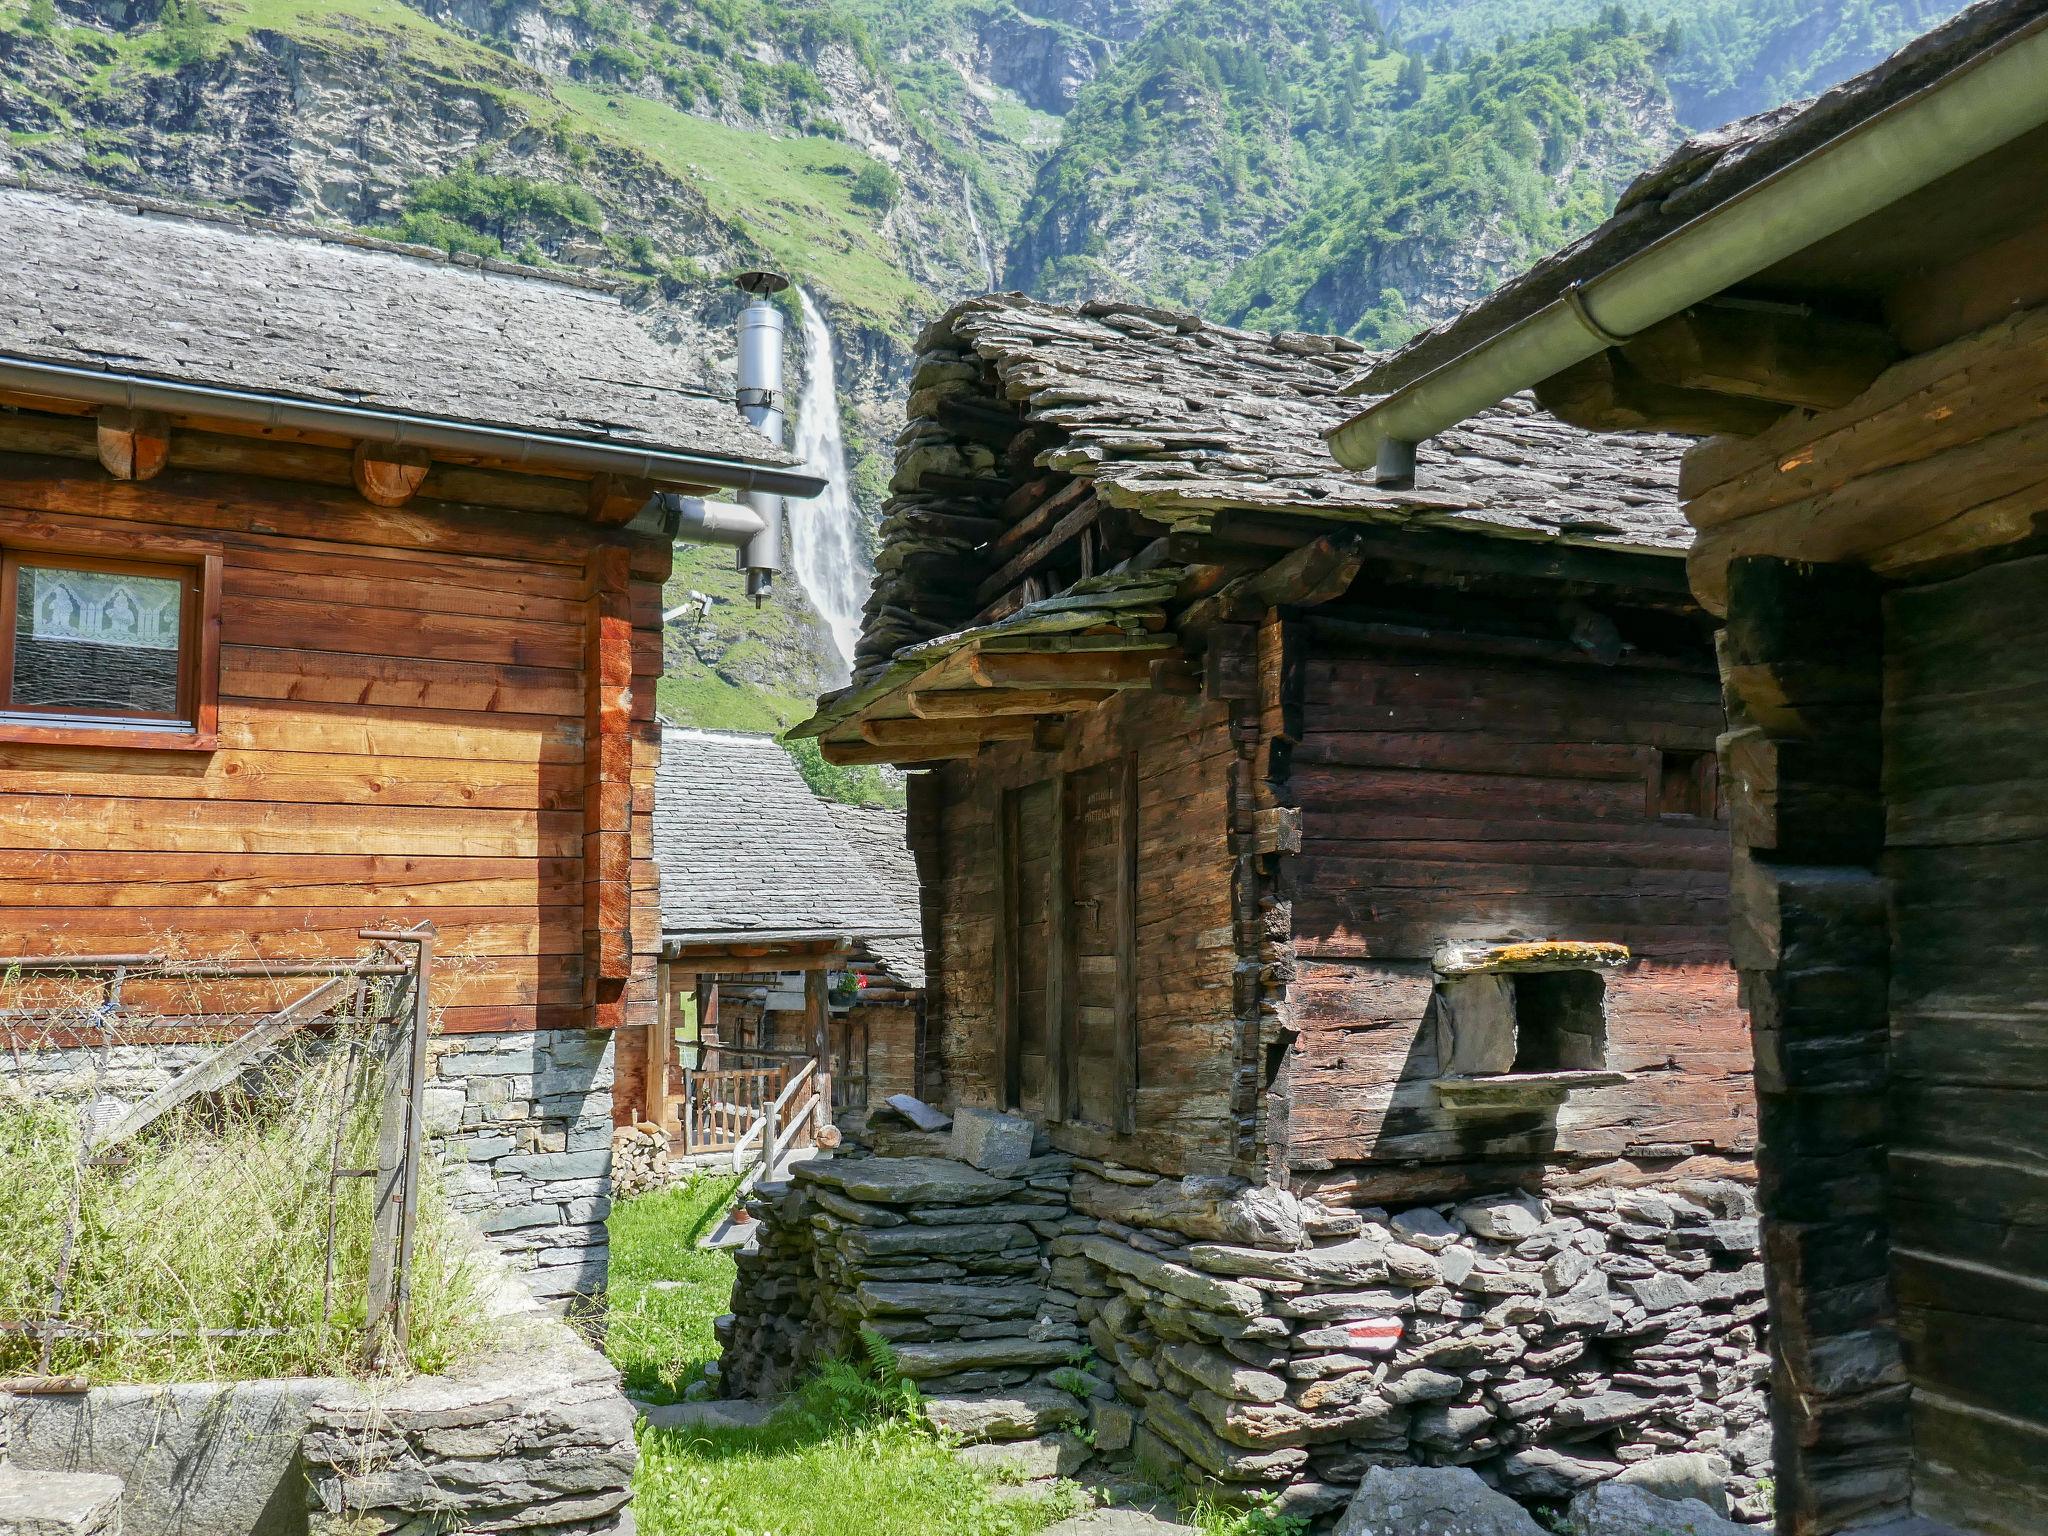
[0,542,221,750]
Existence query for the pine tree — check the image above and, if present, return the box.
[1396,51,1427,104]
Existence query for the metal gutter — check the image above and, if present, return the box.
[0,353,829,500]
[1325,12,2048,480]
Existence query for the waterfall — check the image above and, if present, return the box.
[963,174,997,289]
[788,289,871,681]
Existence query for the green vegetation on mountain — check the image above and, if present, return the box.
[1218,16,1676,342]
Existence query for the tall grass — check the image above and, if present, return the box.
[0,1028,489,1383]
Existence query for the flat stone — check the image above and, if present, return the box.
[952,1431,1090,1480]
[1181,1233,1389,1286]
[1073,1235,1266,1317]
[842,1223,1032,1258]
[1270,1289,1413,1321]
[856,1281,1043,1319]
[1456,1195,1544,1241]
[1615,1453,1733,1516]
[1495,1447,1625,1497]
[1041,1511,1197,1536]
[0,1468,125,1536]
[892,1336,1078,1379]
[636,1398,778,1431]
[1568,1482,1746,1536]
[884,1093,953,1132]
[922,1385,1084,1442]
[1389,1208,1459,1251]
[1089,1399,1136,1453]
[951,1106,1037,1175]
[1336,1465,1545,1536]
[1549,1389,1659,1432]
[1071,1172,1310,1249]
[802,1156,1017,1207]
[1159,1341,1285,1404]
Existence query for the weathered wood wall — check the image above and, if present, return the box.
[1280,613,1751,1198]
[1884,557,2048,1536]
[0,453,667,1079]
[921,686,1241,1175]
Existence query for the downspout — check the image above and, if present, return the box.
[1325,12,2048,480]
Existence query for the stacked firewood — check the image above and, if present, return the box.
[609,1123,671,1200]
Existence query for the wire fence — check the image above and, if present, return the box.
[0,925,439,1385]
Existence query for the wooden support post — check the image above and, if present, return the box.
[360,924,435,1369]
[583,546,634,1024]
[1112,750,1139,1136]
[995,787,1020,1111]
[1045,771,1072,1123]
[648,960,674,1130]
[805,966,833,1137]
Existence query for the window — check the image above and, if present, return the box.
[1656,747,1718,820]
[0,550,219,743]
[1434,965,1610,1076]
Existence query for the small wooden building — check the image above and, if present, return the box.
[0,186,819,1296]
[789,295,1771,1500]
[648,726,924,1158]
[1321,4,2048,1531]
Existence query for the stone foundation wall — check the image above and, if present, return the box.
[426,1029,617,1301]
[722,1151,1771,1524]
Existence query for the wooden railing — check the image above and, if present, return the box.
[733,1058,820,1191]
[677,1063,787,1156]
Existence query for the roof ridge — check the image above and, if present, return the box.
[4,172,628,298]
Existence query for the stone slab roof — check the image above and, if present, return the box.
[654,726,918,947]
[0,184,794,471]
[823,803,926,990]
[1354,0,2044,395]
[854,295,1688,669]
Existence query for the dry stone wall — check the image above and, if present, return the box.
[721,1151,1771,1524]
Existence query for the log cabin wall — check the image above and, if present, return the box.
[921,683,1243,1175]
[1275,579,1752,1206]
[0,446,670,1300]
[1696,305,2048,1536]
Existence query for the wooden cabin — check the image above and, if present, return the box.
[648,726,924,1162]
[0,185,820,1297]
[785,297,1776,1500]
[1321,4,2048,1531]
[798,295,1750,1200]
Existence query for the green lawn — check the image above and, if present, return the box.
[605,1175,1094,1535]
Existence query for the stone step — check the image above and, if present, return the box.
[952,1430,1091,1481]
[0,1467,125,1536]
[923,1384,1086,1443]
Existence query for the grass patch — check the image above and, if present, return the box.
[605,1173,744,1405]
[606,1178,1089,1535]
[0,1032,488,1383]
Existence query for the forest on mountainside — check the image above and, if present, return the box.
[0,0,1970,738]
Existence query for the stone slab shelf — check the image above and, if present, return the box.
[1434,1070,1630,1113]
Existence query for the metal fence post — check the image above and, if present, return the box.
[358,922,435,1368]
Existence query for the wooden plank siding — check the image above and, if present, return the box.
[1883,555,2048,1536]
[927,686,1241,1175]
[1281,631,1752,1193]
[0,457,670,1073]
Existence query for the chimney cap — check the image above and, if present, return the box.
[733,269,791,296]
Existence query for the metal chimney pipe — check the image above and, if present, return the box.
[733,269,791,605]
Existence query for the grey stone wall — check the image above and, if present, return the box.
[425,1029,618,1302]
[721,1152,1772,1525]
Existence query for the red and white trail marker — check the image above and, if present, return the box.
[1345,1318,1404,1354]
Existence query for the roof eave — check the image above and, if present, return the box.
[0,352,829,499]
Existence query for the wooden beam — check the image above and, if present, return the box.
[860,714,1039,748]
[588,474,658,526]
[820,737,975,766]
[95,407,169,482]
[907,685,1118,718]
[967,647,1175,689]
[1622,301,1899,411]
[1535,350,1789,437]
[976,492,1099,606]
[88,974,352,1148]
[351,442,433,507]
[991,476,1090,559]
[1180,533,1368,635]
